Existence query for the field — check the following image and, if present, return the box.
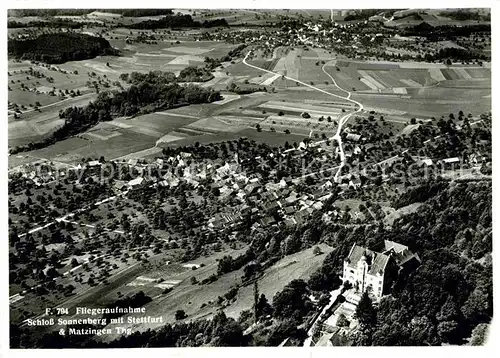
[96,245,250,340]
[7,38,238,149]
[223,244,334,320]
[325,60,491,95]
[95,243,332,340]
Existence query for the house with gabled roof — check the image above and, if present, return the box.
[342,244,393,302]
[342,240,420,302]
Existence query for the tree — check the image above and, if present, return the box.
[313,246,323,255]
[437,320,458,343]
[461,287,490,324]
[266,318,305,346]
[256,294,273,319]
[337,313,350,327]
[211,311,244,346]
[175,309,187,320]
[355,292,376,327]
[437,295,458,322]
[272,279,311,320]
[470,323,489,345]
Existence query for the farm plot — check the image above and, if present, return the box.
[212,93,240,105]
[186,117,249,133]
[259,115,337,137]
[356,88,490,118]
[298,58,329,84]
[429,68,447,82]
[465,68,491,79]
[357,70,387,90]
[259,100,343,118]
[209,115,263,128]
[323,66,371,91]
[96,246,249,338]
[8,89,62,108]
[272,48,302,78]
[336,60,401,70]
[223,244,334,320]
[437,78,491,89]
[225,61,269,77]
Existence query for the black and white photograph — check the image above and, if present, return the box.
[4,1,495,351]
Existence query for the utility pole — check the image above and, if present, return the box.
[253,280,259,324]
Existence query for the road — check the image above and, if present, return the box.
[242,52,364,182]
[18,190,131,239]
[303,286,343,347]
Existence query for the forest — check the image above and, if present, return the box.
[7,19,102,29]
[124,14,229,29]
[7,9,174,17]
[403,23,491,39]
[8,33,119,64]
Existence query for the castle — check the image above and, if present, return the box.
[342,240,421,302]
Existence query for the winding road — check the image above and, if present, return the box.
[242,52,364,182]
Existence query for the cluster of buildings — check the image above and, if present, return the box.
[313,239,421,346]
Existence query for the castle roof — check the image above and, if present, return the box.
[346,243,390,276]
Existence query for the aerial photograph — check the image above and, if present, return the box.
[7,7,492,348]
